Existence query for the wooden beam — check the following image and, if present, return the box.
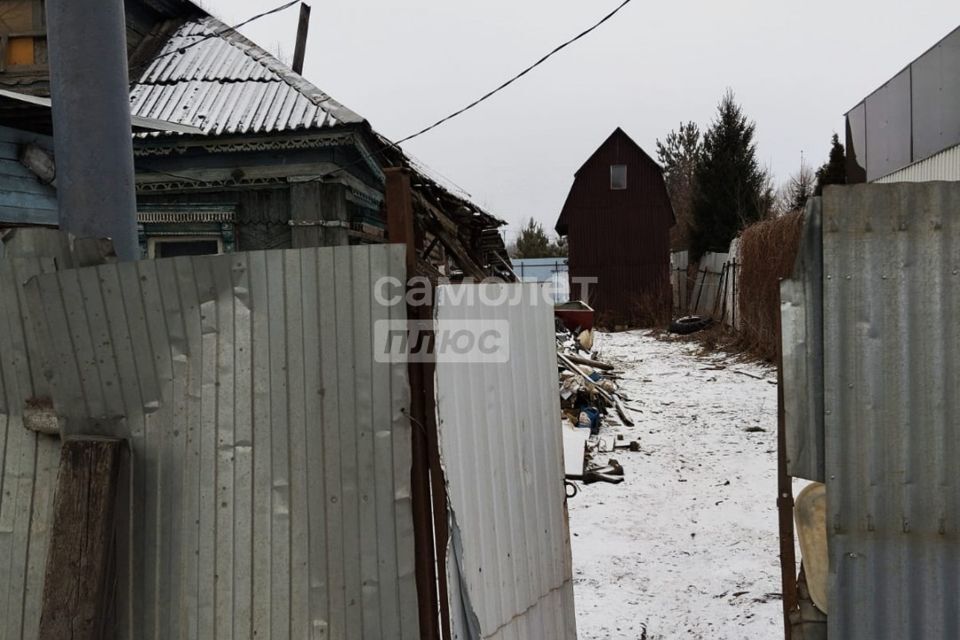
[291,3,311,75]
[411,190,488,281]
[386,168,417,272]
[38,437,127,640]
[385,166,443,640]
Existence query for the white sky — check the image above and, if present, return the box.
[201,0,960,239]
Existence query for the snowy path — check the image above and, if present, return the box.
[568,330,782,640]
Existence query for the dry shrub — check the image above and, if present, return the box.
[737,211,804,361]
[596,282,672,330]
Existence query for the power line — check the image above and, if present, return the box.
[310,0,635,183]
[141,0,635,196]
[394,0,635,146]
[145,0,302,66]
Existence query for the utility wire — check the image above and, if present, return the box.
[140,0,635,190]
[306,0,635,182]
[145,0,302,65]
[394,0,634,145]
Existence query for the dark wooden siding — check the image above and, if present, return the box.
[138,188,293,250]
[557,129,673,324]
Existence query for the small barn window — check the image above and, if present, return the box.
[610,164,627,190]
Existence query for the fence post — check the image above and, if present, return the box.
[776,288,798,639]
[385,168,449,639]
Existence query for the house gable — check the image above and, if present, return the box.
[556,128,673,235]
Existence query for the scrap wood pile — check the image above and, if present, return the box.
[556,321,640,492]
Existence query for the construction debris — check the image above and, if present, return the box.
[556,313,637,493]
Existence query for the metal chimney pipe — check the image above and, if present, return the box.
[45,0,139,261]
[292,3,312,75]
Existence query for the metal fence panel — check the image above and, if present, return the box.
[822,183,960,638]
[690,251,729,317]
[780,197,825,482]
[435,283,577,640]
[21,245,418,639]
[0,229,94,640]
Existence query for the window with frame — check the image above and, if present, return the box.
[0,0,47,71]
[610,164,627,190]
[137,206,237,259]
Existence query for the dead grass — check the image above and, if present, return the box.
[596,282,672,331]
[735,211,804,361]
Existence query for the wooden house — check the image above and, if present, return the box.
[0,0,509,276]
[555,128,674,324]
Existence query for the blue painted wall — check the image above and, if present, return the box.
[0,125,57,226]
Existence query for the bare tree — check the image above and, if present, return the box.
[780,162,816,213]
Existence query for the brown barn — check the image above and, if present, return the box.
[555,128,674,324]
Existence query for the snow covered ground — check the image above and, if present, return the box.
[568,330,782,640]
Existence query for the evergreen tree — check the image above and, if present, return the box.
[656,121,702,250]
[510,218,566,259]
[691,90,767,257]
[784,162,816,213]
[814,133,846,196]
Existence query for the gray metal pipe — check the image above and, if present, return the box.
[45,0,139,261]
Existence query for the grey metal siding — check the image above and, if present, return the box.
[15,244,417,638]
[846,25,960,182]
[435,283,577,640]
[821,183,960,638]
[875,144,960,183]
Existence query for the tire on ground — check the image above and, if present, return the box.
[669,315,711,335]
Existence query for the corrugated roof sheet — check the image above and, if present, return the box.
[875,143,960,183]
[130,17,364,136]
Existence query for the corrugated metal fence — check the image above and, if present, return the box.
[0,231,72,640]
[435,283,577,640]
[3,240,419,639]
[783,182,960,639]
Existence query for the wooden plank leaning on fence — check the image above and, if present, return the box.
[38,437,127,639]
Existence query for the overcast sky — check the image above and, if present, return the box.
[202,0,960,240]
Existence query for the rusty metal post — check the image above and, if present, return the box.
[45,0,139,260]
[386,167,448,639]
[777,286,798,639]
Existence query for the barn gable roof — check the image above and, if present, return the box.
[555,127,672,235]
